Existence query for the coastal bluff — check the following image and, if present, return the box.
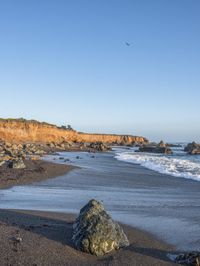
[0,119,148,144]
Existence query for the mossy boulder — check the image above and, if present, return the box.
[72,199,129,256]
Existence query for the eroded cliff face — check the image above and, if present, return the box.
[0,120,148,144]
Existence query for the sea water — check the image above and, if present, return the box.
[114,144,200,182]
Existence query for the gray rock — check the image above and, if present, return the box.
[72,199,129,256]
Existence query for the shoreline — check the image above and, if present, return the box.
[0,209,177,266]
[0,151,197,264]
[0,159,75,189]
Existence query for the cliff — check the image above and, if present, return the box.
[0,119,148,144]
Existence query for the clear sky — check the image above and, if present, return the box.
[0,0,199,142]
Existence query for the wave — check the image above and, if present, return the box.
[115,152,200,182]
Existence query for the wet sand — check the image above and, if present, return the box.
[0,159,74,189]
[0,209,177,266]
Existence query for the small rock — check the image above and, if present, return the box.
[10,236,22,243]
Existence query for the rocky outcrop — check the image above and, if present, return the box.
[72,199,129,256]
[166,143,182,148]
[0,119,148,145]
[87,142,111,151]
[139,141,173,154]
[184,142,200,155]
[158,140,166,147]
[0,139,55,169]
[139,146,172,154]
[174,251,200,266]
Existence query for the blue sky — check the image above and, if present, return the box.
[0,0,199,141]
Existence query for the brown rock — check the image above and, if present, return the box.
[0,119,148,145]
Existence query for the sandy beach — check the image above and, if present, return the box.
[0,154,180,265]
[0,209,177,266]
[0,149,199,265]
[0,160,74,189]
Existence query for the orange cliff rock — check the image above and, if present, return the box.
[0,119,148,144]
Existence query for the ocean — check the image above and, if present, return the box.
[114,144,200,182]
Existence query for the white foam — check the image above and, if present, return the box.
[115,152,200,181]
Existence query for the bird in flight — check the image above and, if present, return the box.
[125,42,131,46]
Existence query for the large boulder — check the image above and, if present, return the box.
[72,199,129,256]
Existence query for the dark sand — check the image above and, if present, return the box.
[0,160,74,189]
[0,209,178,266]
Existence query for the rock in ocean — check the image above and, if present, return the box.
[72,199,129,256]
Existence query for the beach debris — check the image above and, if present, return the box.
[72,199,129,256]
[174,252,200,266]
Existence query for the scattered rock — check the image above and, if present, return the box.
[88,142,111,152]
[8,159,26,169]
[72,199,129,256]
[174,251,200,266]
